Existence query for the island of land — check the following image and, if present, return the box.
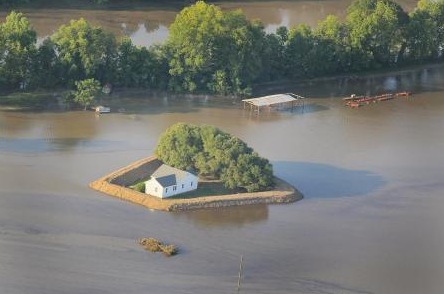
[89,156,302,211]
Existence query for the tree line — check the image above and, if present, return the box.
[1,0,443,97]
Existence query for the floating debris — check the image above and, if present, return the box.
[344,92,411,108]
[138,238,179,256]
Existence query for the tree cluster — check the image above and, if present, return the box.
[1,0,444,95]
[0,13,167,92]
[155,123,274,192]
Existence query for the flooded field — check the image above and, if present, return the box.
[1,0,419,47]
[1,63,444,293]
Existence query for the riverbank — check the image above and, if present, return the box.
[253,61,444,95]
[2,61,443,112]
[0,92,59,111]
[89,156,302,211]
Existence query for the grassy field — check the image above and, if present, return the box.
[169,181,237,199]
[0,92,58,110]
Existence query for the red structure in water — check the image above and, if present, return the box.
[344,92,411,108]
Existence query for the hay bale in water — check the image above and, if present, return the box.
[138,238,178,256]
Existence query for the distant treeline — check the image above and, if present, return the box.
[0,0,194,6]
[0,0,443,95]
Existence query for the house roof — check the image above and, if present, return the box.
[148,164,194,188]
[154,174,177,187]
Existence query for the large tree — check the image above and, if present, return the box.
[346,0,409,68]
[406,0,444,61]
[52,18,117,85]
[155,123,274,192]
[0,11,37,90]
[165,1,265,95]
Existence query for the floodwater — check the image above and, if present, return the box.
[1,0,419,47]
[1,62,444,293]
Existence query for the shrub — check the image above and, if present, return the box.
[131,182,145,193]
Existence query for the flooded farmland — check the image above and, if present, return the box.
[1,61,444,293]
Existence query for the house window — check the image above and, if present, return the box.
[155,187,158,192]
[165,188,168,193]
[191,182,193,187]
[173,185,177,191]
[182,184,184,189]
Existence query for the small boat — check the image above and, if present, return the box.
[95,106,111,113]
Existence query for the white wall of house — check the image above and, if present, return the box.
[145,173,199,198]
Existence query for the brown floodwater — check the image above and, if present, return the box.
[0,0,419,47]
[1,62,444,293]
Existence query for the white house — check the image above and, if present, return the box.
[144,164,198,198]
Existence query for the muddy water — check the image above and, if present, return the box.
[1,64,444,294]
[0,0,419,47]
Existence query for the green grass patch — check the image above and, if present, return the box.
[169,181,237,199]
[0,92,57,110]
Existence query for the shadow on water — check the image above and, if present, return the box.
[104,95,241,115]
[0,137,128,154]
[172,204,269,228]
[273,161,386,199]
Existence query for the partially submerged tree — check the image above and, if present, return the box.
[346,0,409,68]
[165,1,265,95]
[52,18,117,85]
[74,78,101,110]
[0,11,36,90]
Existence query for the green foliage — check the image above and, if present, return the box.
[52,18,117,85]
[155,123,203,171]
[406,0,444,61]
[166,1,265,95]
[155,123,274,192]
[1,0,444,95]
[221,153,274,192]
[0,11,37,90]
[29,38,62,89]
[115,37,168,88]
[346,0,409,67]
[131,181,145,193]
[73,78,101,109]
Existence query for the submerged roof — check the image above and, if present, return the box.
[242,93,304,107]
[148,164,194,188]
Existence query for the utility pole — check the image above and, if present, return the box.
[237,255,244,293]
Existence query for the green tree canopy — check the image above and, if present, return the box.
[406,0,444,61]
[155,123,274,192]
[115,37,168,88]
[52,18,117,85]
[0,11,36,90]
[346,0,409,67]
[74,78,101,110]
[166,1,266,95]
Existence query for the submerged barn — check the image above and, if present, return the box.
[145,164,198,198]
[242,93,305,113]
